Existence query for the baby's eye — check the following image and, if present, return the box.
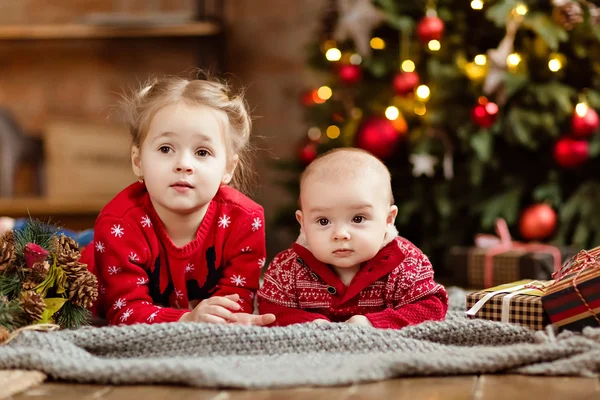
[318,218,330,226]
[352,216,365,223]
[159,146,172,154]
[196,149,210,157]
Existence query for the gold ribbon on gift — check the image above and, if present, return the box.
[466,280,549,323]
[475,219,562,288]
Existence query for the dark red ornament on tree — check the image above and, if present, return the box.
[471,100,499,128]
[571,106,599,137]
[338,64,362,85]
[355,117,402,159]
[417,15,444,43]
[393,71,419,96]
[298,141,318,166]
[553,137,589,168]
[519,203,557,241]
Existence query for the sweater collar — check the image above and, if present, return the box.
[291,224,405,304]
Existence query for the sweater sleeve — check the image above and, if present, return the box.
[257,250,330,326]
[94,216,187,325]
[211,206,265,314]
[365,248,448,329]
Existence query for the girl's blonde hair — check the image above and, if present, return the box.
[120,71,255,193]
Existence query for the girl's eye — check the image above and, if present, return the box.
[353,216,365,223]
[159,146,171,154]
[196,149,210,157]
[318,218,329,226]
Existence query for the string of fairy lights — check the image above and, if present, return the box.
[301,0,598,170]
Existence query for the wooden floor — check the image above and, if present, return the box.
[11,376,600,400]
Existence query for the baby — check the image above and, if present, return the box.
[258,148,448,328]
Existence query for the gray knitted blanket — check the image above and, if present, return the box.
[1,287,599,388]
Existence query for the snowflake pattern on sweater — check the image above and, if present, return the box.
[81,182,266,326]
[257,236,448,329]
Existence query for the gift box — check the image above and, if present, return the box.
[541,248,600,332]
[448,246,573,288]
[448,219,573,288]
[466,280,550,330]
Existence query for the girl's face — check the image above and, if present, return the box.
[132,101,237,219]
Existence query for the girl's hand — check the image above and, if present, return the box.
[344,315,372,326]
[231,312,276,326]
[179,294,241,324]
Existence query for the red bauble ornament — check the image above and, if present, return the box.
[471,101,499,128]
[417,15,444,43]
[298,141,318,166]
[553,137,589,168]
[393,71,419,96]
[571,107,599,138]
[338,64,362,85]
[355,117,402,159]
[519,203,557,241]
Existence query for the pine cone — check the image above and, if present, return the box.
[19,291,45,323]
[60,261,87,282]
[0,326,9,343]
[553,0,584,30]
[54,234,81,265]
[68,271,98,310]
[0,230,16,272]
[31,261,50,282]
[22,278,38,291]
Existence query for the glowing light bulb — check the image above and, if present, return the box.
[474,54,487,66]
[471,0,483,10]
[317,86,332,100]
[308,127,321,141]
[325,48,342,61]
[548,58,562,72]
[507,53,521,67]
[575,102,588,117]
[385,106,400,121]
[514,4,528,16]
[326,125,341,139]
[370,37,385,50]
[401,60,415,72]
[349,53,362,65]
[428,40,441,51]
[416,85,430,101]
[414,104,427,116]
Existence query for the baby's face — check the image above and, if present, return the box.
[297,175,395,270]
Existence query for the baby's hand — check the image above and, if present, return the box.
[312,319,330,324]
[179,294,241,324]
[231,312,276,326]
[344,315,372,326]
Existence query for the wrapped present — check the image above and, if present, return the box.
[448,219,573,288]
[466,280,551,330]
[542,247,600,332]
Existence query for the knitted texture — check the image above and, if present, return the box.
[0,288,599,388]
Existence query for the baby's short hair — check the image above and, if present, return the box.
[299,147,394,206]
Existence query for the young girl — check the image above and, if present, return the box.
[80,74,275,326]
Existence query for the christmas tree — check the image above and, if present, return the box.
[276,0,600,275]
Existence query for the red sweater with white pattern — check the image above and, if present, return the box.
[80,182,265,325]
[257,236,448,329]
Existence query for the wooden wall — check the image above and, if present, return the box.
[0,0,327,256]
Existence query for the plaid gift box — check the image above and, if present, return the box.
[466,280,550,330]
[542,247,600,332]
[448,246,574,289]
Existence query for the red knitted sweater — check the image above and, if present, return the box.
[257,236,448,329]
[81,182,266,325]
